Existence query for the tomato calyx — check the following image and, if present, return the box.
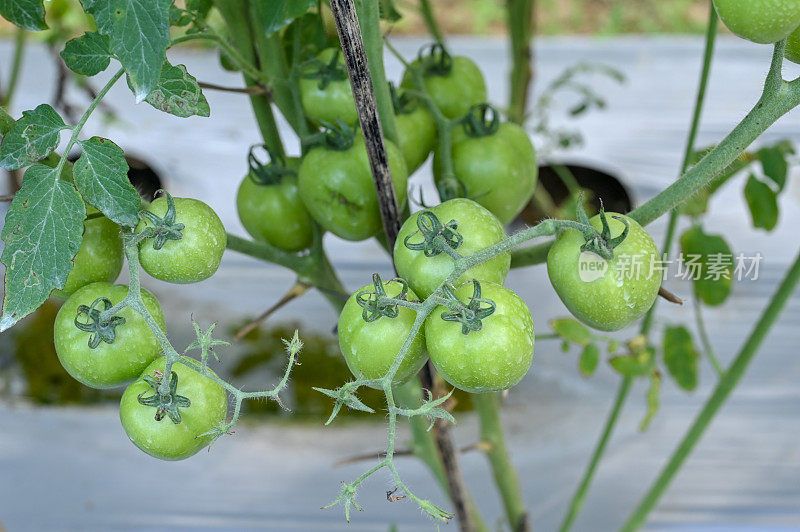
[300,48,347,90]
[355,274,410,322]
[247,144,296,186]
[418,42,453,77]
[461,103,500,137]
[304,120,356,152]
[576,201,630,260]
[403,211,463,257]
[389,83,421,115]
[439,280,496,334]
[137,370,192,424]
[138,191,185,250]
[74,297,126,348]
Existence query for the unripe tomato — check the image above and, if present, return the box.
[54,282,167,388]
[401,50,486,120]
[299,48,358,126]
[137,196,227,284]
[713,0,800,44]
[236,157,314,252]
[338,280,428,387]
[434,120,537,224]
[395,103,437,174]
[56,213,123,298]
[298,136,408,241]
[786,24,800,63]
[547,213,660,331]
[120,357,228,461]
[425,281,534,393]
[394,198,510,299]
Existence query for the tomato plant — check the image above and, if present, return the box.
[394,198,510,298]
[713,0,800,44]
[547,211,661,331]
[137,195,227,284]
[55,212,123,297]
[425,280,535,393]
[119,357,228,461]
[236,150,314,252]
[338,276,428,387]
[54,282,166,388]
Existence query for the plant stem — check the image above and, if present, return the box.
[558,11,718,531]
[506,0,534,125]
[558,377,632,532]
[0,27,26,110]
[693,295,723,376]
[620,248,800,531]
[474,393,529,531]
[418,0,444,43]
[354,0,398,143]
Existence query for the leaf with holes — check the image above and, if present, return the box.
[254,0,317,35]
[579,343,600,377]
[61,32,113,76]
[744,174,779,231]
[83,0,171,102]
[1,164,85,331]
[662,325,699,392]
[138,62,210,118]
[0,105,68,171]
[551,317,593,346]
[0,0,46,30]
[73,137,140,227]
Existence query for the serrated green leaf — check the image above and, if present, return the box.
[61,32,112,76]
[579,343,600,377]
[680,225,733,306]
[186,0,212,18]
[758,143,793,191]
[609,347,654,377]
[140,62,210,118]
[254,0,317,35]
[73,137,139,227]
[744,174,779,231]
[662,325,699,392]
[169,5,192,26]
[0,0,46,30]
[551,318,593,346]
[0,104,69,171]
[639,372,661,432]
[1,164,85,331]
[83,0,171,102]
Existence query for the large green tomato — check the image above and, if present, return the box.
[338,280,428,387]
[299,48,358,126]
[434,121,537,224]
[394,198,510,299]
[298,136,408,241]
[236,158,314,252]
[120,357,227,461]
[137,196,227,284]
[395,102,437,174]
[54,282,167,388]
[713,0,800,44]
[401,54,486,120]
[786,24,800,63]
[425,281,534,393]
[56,213,123,297]
[547,213,660,331]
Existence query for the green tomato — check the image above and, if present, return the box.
[402,56,487,120]
[120,357,228,461]
[298,136,408,241]
[299,48,358,126]
[236,158,314,252]
[338,280,428,387]
[394,198,510,299]
[137,196,227,284]
[425,281,534,393]
[547,213,661,331]
[395,104,437,174]
[54,282,167,388]
[56,214,123,298]
[713,0,800,44]
[434,122,537,224]
[785,24,800,63]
